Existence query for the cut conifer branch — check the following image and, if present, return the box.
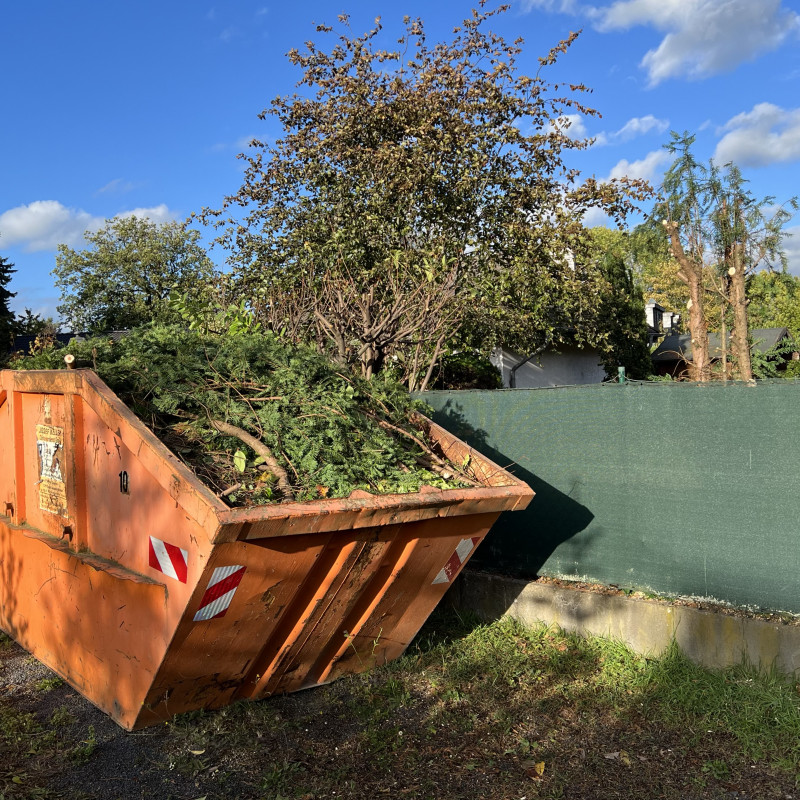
[208,418,295,500]
[364,411,481,487]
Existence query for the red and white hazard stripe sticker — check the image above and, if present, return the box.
[193,565,247,622]
[148,536,188,583]
[432,537,480,585]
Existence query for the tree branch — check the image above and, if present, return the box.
[208,419,295,500]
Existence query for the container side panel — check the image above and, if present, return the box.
[0,384,14,519]
[306,531,421,687]
[323,511,500,684]
[261,528,399,696]
[81,372,227,532]
[142,515,502,724]
[243,537,369,697]
[78,400,212,608]
[139,535,333,725]
[0,517,169,729]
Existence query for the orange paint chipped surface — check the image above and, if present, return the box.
[0,369,533,729]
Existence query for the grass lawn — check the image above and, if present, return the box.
[0,609,798,799]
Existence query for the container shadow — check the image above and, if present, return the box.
[429,399,594,578]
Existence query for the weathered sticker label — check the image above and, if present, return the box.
[36,424,67,516]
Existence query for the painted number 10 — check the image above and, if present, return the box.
[119,471,129,494]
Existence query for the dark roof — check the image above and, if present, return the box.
[10,332,77,354]
[9,330,129,356]
[651,328,790,363]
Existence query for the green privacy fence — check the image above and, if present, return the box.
[422,381,800,614]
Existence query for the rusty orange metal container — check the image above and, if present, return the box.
[0,368,533,729]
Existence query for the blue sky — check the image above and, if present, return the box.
[3,0,800,324]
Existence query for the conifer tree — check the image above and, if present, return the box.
[0,254,17,357]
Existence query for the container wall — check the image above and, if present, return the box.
[0,369,533,729]
[0,371,218,727]
[139,511,501,725]
[0,517,168,729]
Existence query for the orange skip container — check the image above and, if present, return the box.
[0,369,533,729]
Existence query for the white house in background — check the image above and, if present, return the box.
[645,300,680,345]
[490,344,606,389]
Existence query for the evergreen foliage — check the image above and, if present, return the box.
[13,308,56,336]
[748,333,800,380]
[651,131,798,381]
[747,271,800,339]
[430,351,503,390]
[13,326,477,505]
[586,227,653,379]
[0,255,16,359]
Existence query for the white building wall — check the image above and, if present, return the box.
[490,345,607,389]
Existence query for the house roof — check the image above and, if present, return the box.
[651,328,790,363]
[9,330,128,356]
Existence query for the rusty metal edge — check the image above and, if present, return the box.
[215,414,534,540]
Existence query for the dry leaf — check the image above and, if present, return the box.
[521,759,545,778]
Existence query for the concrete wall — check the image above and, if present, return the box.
[447,571,800,675]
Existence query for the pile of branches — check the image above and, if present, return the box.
[15,325,480,505]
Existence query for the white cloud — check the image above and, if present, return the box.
[783,225,800,276]
[0,201,103,252]
[602,149,670,183]
[594,114,669,145]
[0,201,179,253]
[581,206,614,227]
[115,204,177,225]
[547,114,589,139]
[521,0,799,86]
[209,134,260,155]
[96,178,138,195]
[596,0,800,85]
[714,103,800,167]
[613,114,669,140]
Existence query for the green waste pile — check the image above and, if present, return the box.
[13,326,477,506]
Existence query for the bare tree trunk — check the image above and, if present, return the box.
[720,312,727,381]
[417,333,447,393]
[663,221,711,381]
[729,243,752,381]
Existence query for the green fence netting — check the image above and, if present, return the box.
[422,381,800,613]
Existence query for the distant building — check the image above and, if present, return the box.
[651,327,793,378]
[645,300,681,346]
[490,344,606,389]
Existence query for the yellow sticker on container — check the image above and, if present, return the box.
[36,424,67,516]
